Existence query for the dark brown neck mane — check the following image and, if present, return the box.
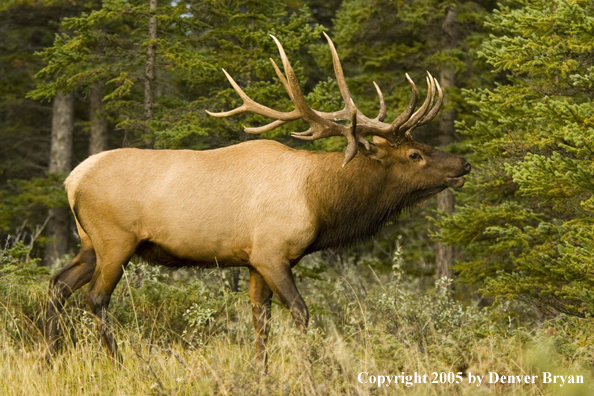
[304,152,430,252]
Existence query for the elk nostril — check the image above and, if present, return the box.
[462,159,471,172]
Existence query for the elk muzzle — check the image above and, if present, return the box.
[446,158,471,188]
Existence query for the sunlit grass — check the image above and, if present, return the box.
[0,248,593,395]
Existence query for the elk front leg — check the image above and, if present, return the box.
[249,268,273,373]
[251,258,309,332]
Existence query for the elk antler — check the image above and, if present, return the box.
[206,34,443,166]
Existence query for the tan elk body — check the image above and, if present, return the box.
[44,34,471,370]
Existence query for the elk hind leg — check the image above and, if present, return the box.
[85,237,136,363]
[44,243,96,362]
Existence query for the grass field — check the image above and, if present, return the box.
[1,243,593,395]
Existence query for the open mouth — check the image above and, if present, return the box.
[447,177,465,188]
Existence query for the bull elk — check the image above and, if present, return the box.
[44,33,471,370]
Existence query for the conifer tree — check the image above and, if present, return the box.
[0,0,90,245]
[436,0,594,317]
[31,0,323,151]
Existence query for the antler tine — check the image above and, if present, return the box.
[388,74,418,132]
[373,82,386,122]
[323,32,355,116]
[205,68,297,121]
[398,74,435,132]
[244,119,288,134]
[270,58,293,101]
[204,69,250,118]
[270,35,313,117]
[423,73,436,114]
[417,76,443,126]
[242,58,293,134]
[269,36,353,138]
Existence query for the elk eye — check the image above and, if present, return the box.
[409,152,422,161]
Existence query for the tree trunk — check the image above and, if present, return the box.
[435,7,458,280]
[49,92,74,173]
[435,189,454,279]
[44,91,74,266]
[144,0,158,148]
[89,83,108,155]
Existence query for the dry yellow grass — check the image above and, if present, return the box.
[1,297,592,395]
[1,251,592,395]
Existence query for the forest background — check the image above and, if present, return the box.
[1,0,594,395]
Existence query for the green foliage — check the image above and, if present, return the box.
[30,0,211,146]
[0,0,91,240]
[377,268,494,351]
[0,238,48,345]
[30,0,324,150]
[103,262,247,349]
[436,0,594,317]
[0,239,45,279]
[0,173,67,232]
[177,1,325,149]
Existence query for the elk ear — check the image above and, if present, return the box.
[359,139,389,162]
